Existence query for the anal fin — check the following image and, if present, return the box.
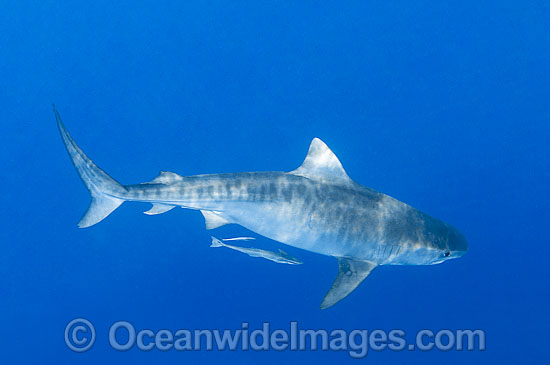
[320,258,377,309]
[144,203,176,215]
[201,210,232,230]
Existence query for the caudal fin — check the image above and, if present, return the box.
[54,105,127,228]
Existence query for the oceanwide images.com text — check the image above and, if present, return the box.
[65,319,486,358]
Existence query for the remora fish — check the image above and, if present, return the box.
[210,236,303,265]
[55,106,468,309]
[220,237,256,242]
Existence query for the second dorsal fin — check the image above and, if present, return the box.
[144,171,184,185]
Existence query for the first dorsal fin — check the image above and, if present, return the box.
[290,138,352,185]
[143,171,184,185]
[320,258,377,309]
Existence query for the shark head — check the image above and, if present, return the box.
[425,221,469,265]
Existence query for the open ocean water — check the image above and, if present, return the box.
[1,1,549,364]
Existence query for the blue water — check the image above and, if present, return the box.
[1,1,549,363]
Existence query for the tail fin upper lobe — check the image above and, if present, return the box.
[54,105,127,227]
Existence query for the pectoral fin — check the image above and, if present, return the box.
[320,258,377,309]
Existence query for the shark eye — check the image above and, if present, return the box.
[443,251,451,257]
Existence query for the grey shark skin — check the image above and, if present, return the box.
[55,106,468,309]
[210,236,303,265]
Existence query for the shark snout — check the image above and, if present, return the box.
[449,229,468,258]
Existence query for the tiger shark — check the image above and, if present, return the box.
[55,106,468,309]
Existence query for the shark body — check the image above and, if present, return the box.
[55,106,468,308]
[210,236,303,265]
